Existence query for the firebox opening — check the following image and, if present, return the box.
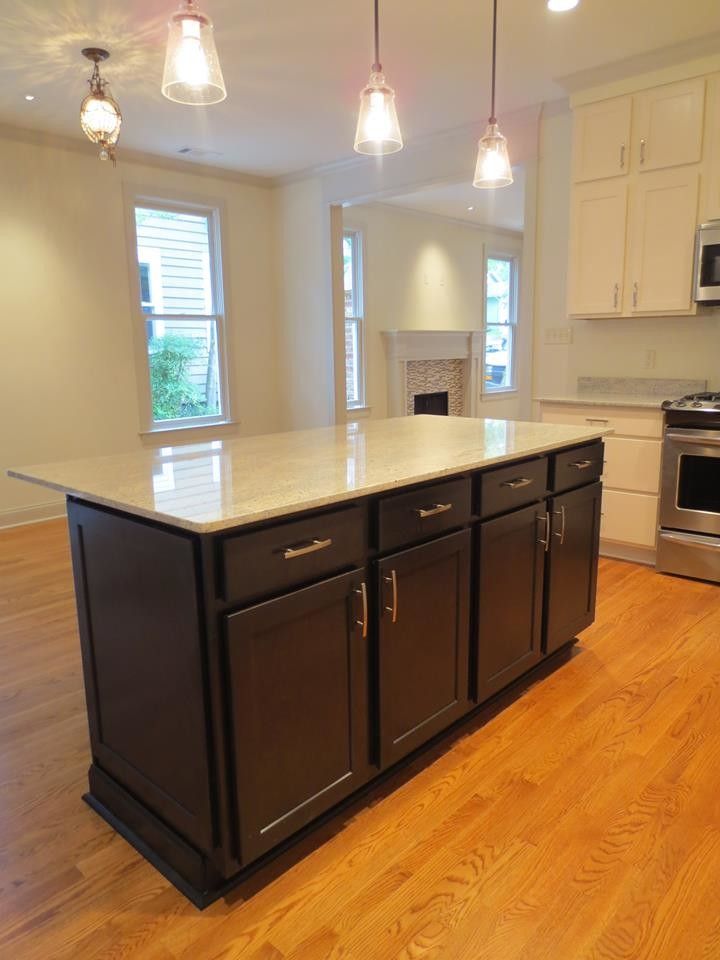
[414,391,449,416]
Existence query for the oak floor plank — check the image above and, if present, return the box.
[2,526,720,960]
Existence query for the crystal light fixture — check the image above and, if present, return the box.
[473,0,513,189]
[162,0,226,105]
[79,49,122,165]
[354,0,403,156]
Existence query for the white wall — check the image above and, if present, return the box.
[0,131,281,525]
[343,203,524,420]
[532,103,720,401]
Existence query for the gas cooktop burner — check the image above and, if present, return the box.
[662,392,720,412]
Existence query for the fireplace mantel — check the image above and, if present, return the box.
[382,330,484,418]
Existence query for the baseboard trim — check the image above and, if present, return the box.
[0,500,66,529]
[600,539,656,566]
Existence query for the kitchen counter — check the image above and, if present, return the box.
[535,393,665,410]
[9,415,609,533]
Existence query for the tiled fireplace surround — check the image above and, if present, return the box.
[382,330,484,418]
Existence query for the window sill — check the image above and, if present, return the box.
[139,419,240,444]
[347,406,372,418]
[480,389,518,400]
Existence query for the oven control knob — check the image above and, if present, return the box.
[676,401,687,407]
[692,401,703,407]
[715,404,720,410]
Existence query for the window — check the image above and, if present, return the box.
[343,230,366,409]
[484,254,518,393]
[131,201,229,430]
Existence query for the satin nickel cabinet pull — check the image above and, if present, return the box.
[570,459,593,470]
[500,477,533,490]
[613,282,619,309]
[632,281,639,308]
[354,582,368,638]
[415,502,453,519]
[383,570,398,623]
[585,417,609,425]
[553,506,567,545]
[537,511,551,552]
[619,143,626,169]
[282,537,333,560]
[640,138,647,165]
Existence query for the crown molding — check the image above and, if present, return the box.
[0,121,277,188]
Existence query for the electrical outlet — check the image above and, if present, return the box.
[544,327,573,345]
[644,349,657,370]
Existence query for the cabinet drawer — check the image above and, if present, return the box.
[376,477,471,553]
[601,490,659,547]
[552,442,604,493]
[221,506,366,604]
[604,436,661,493]
[477,457,547,520]
[540,403,663,439]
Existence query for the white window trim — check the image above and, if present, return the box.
[482,251,520,396]
[344,229,367,411]
[124,187,233,434]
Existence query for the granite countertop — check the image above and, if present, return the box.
[535,394,666,410]
[8,416,611,533]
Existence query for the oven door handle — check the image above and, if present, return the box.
[665,429,720,446]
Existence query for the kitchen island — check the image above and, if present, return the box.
[9,415,608,906]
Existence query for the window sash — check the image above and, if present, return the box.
[344,230,366,409]
[483,254,518,394]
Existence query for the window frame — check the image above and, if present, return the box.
[482,251,519,396]
[124,189,232,434]
[343,228,367,411]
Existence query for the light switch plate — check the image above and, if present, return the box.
[544,327,573,345]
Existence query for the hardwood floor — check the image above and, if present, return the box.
[2,518,720,959]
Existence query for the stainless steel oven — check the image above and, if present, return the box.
[657,396,720,582]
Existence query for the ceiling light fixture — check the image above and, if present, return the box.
[79,48,122,165]
[547,0,579,10]
[162,0,226,105]
[25,94,35,101]
[354,0,403,155]
[473,0,513,189]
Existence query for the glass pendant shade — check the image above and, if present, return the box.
[80,92,122,159]
[473,122,513,187]
[547,0,579,10]
[354,72,403,156]
[162,0,226,105]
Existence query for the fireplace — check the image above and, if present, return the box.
[414,391,449,416]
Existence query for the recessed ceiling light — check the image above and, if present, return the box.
[24,94,35,101]
[467,206,475,211]
[547,0,579,10]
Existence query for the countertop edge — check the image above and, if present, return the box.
[8,429,611,534]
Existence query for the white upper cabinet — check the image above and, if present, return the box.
[703,73,720,220]
[634,78,705,172]
[627,168,699,314]
[568,182,628,316]
[573,96,633,182]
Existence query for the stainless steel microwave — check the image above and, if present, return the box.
[694,221,720,304]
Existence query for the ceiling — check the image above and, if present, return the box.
[0,1,719,178]
[383,168,526,231]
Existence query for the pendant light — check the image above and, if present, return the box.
[473,0,513,189]
[162,0,227,105]
[79,48,122,165]
[354,0,403,156]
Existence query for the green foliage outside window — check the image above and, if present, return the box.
[149,334,211,421]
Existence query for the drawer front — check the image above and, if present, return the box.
[477,457,548,519]
[540,403,663,439]
[552,442,605,493]
[377,477,471,553]
[222,506,366,604]
[603,436,661,493]
[601,489,659,547]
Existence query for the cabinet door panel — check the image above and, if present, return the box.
[545,482,602,655]
[476,504,545,703]
[226,568,370,864]
[635,78,705,172]
[377,530,471,767]
[573,96,632,182]
[628,168,699,314]
[568,182,628,316]
[603,437,662,494]
[601,489,659,548]
[704,74,720,220]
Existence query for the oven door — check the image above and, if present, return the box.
[661,428,720,535]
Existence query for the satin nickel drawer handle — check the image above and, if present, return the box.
[384,570,398,623]
[569,459,593,470]
[585,417,609,424]
[282,537,333,560]
[553,505,566,544]
[354,582,368,638]
[500,477,533,490]
[415,502,453,519]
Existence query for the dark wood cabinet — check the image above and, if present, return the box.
[226,568,371,863]
[545,481,602,654]
[476,503,545,702]
[376,530,471,767]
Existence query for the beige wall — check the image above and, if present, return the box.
[0,131,281,525]
[532,104,720,401]
[343,203,524,420]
